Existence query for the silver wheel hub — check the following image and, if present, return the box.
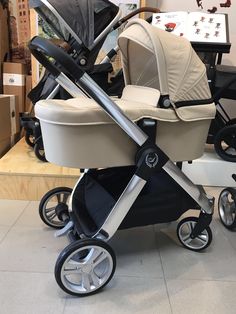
[82,264,93,274]
[178,220,209,250]
[61,245,113,294]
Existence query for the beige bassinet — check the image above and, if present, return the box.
[35,19,216,169]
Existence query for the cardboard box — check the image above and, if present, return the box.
[0,3,9,63]
[0,62,2,94]
[0,3,10,93]
[0,132,21,158]
[3,62,27,112]
[0,137,11,158]
[0,95,20,158]
[0,95,20,141]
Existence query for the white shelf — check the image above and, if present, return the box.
[182,147,236,187]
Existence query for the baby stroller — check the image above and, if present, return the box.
[29,19,216,296]
[22,0,160,161]
[207,64,236,162]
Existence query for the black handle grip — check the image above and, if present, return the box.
[28,36,84,80]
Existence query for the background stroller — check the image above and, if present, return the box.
[22,0,159,161]
[29,18,216,296]
[207,63,236,162]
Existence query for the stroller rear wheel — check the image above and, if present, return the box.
[218,188,236,230]
[55,239,116,296]
[34,136,47,162]
[25,131,35,148]
[177,217,212,251]
[214,125,236,162]
[39,187,72,229]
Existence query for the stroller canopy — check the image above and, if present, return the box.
[30,0,119,50]
[118,19,212,106]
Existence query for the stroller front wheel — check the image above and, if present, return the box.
[177,217,212,251]
[55,239,116,296]
[218,188,236,230]
[39,187,72,229]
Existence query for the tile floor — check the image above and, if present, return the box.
[0,187,236,314]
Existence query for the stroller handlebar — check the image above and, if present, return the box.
[28,36,149,147]
[29,36,84,80]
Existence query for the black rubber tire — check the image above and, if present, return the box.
[218,188,236,230]
[55,239,116,297]
[34,136,47,162]
[25,132,35,148]
[39,187,72,229]
[214,125,236,162]
[177,216,212,252]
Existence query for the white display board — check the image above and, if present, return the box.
[152,11,227,43]
[157,0,235,65]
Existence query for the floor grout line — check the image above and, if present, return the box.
[153,225,174,314]
[0,268,236,284]
[0,269,53,274]
[62,296,67,314]
[0,200,31,245]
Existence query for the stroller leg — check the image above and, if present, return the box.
[163,160,214,239]
[163,160,214,215]
[94,174,147,240]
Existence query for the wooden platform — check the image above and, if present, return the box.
[0,139,80,200]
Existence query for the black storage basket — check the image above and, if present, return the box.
[71,167,199,237]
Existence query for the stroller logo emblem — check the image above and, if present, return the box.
[146,153,159,168]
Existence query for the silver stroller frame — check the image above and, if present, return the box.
[29,36,215,296]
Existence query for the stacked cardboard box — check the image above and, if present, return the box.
[0,95,20,158]
[0,2,10,93]
[3,62,27,113]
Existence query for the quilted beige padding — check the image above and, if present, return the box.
[118,19,212,104]
[36,85,215,126]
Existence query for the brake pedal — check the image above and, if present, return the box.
[54,220,74,238]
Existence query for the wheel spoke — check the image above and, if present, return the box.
[45,206,56,214]
[182,234,191,242]
[82,273,91,291]
[47,212,57,220]
[86,248,103,264]
[225,212,233,225]
[63,268,80,276]
[90,272,101,287]
[221,193,229,207]
[190,222,195,232]
[186,222,192,233]
[93,252,108,267]
[182,235,193,245]
[56,194,61,203]
[62,193,69,204]
[196,234,207,244]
